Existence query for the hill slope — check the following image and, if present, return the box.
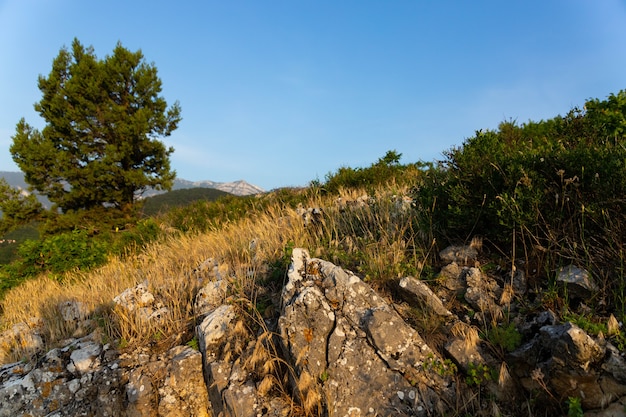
[140,187,231,216]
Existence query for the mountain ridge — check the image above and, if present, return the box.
[0,171,264,199]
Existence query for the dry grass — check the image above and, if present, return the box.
[0,199,313,362]
[1,180,584,416]
[0,183,424,373]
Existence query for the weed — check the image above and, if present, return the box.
[567,396,583,417]
[319,370,329,383]
[422,353,458,378]
[486,322,522,353]
[465,362,493,386]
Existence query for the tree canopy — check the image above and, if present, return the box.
[10,38,181,213]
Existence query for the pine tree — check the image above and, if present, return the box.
[11,38,181,213]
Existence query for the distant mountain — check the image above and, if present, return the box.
[0,172,264,207]
[168,178,264,196]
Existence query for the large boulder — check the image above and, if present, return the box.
[279,248,455,416]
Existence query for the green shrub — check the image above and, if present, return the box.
[413,90,626,314]
[323,150,424,194]
[486,322,522,353]
[141,187,230,217]
[0,223,39,265]
[567,396,583,417]
[7,229,108,278]
[164,194,258,233]
[465,362,493,386]
[111,218,163,254]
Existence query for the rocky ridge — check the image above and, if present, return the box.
[1,241,626,416]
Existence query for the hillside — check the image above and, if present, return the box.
[1,182,624,416]
[2,92,626,416]
[140,187,231,216]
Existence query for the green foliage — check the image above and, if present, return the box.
[163,194,259,233]
[0,223,39,265]
[566,396,583,417]
[413,90,626,313]
[465,362,493,386]
[0,179,43,234]
[319,370,330,383]
[5,229,108,279]
[40,206,134,236]
[10,38,181,213]
[323,150,424,194]
[422,353,458,378]
[486,322,522,353]
[266,241,296,288]
[111,218,163,254]
[186,336,199,351]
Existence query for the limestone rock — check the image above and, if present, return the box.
[0,333,126,417]
[399,276,453,318]
[158,346,211,417]
[0,319,45,364]
[603,342,626,383]
[113,281,169,324]
[222,381,259,417]
[279,248,455,417]
[126,367,156,417]
[197,304,236,361]
[509,320,626,411]
[439,244,478,265]
[539,322,605,368]
[557,265,599,300]
[584,396,626,417]
[463,267,503,321]
[296,205,323,226]
[113,281,155,311]
[444,337,486,372]
[67,339,102,374]
[58,300,88,323]
[195,278,229,317]
[437,262,465,295]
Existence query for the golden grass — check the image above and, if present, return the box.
[0,184,422,367]
[0,202,307,361]
[450,321,480,351]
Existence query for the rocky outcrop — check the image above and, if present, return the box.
[0,334,125,417]
[0,333,210,417]
[2,247,626,416]
[279,248,455,416]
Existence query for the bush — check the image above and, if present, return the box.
[163,194,259,233]
[110,218,163,254]
[5,229,109,278]
[414,90,626,315]
[322,150,424,194]
[141,187,230,217]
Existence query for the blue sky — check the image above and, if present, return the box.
[1,1,626,190]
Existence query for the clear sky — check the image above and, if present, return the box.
[1,1,625,191]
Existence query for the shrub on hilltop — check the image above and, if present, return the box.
[414,90,626,317]
[320,150,424,194]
